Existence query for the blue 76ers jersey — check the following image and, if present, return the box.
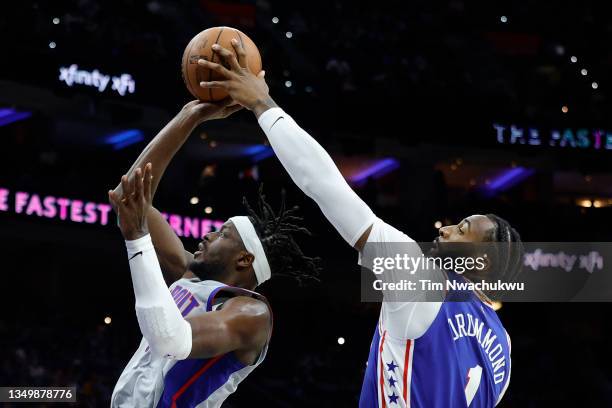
[359,272,511,408]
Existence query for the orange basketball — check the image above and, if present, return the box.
[181,26,262,101]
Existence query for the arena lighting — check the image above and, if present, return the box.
[204,206,213,214]
[581,68,588,76]
[242,144,274,162]
[285,80,292,88]
[570,56,578,63]
[494,123,612,151]
[592,82,599,89]
[104,316,112,325]
[500,16,508,23]
[52,17,60,24]
[486,167,534,192]
[58,64,136,96]
[561,105,569,113]
[190,196,199,205]
[349,158,400,185]
[434,221,443,229]
[337,337,345,345]
[104,129,144,150]
[0,108,32,127]
[285,31,293,38]
[0,187,224,238]
[49,41,56,49]
[272,17,279,24]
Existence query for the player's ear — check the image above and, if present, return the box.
[236,250,254,269]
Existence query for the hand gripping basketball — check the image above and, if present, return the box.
[197,39,269,112]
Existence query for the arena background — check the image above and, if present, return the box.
[2,1,612,406]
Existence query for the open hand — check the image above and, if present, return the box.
[197,39,274,116]
[182,98,244,126]
[108,163,153,241]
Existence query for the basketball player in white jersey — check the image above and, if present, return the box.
[199,41,524,407]
[107,100,318,407]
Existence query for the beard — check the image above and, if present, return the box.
[187,258,226,281]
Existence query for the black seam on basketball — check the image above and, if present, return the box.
[184,39,198,98]
[210,27,225,101]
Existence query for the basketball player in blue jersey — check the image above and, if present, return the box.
[107,99,318,407]
[199,41,524,407]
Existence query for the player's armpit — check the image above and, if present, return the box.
[354,224,374,252]
[186,296,271,363]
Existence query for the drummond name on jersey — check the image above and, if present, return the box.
[448,313,508,385]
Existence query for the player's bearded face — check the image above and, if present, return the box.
[188,257,226,281]
[189,223,243,281]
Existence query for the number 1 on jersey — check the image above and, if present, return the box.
[465,365,483,406]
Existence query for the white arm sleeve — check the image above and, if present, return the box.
[258,108,376,247]
[126,234,192,359]
[362,218,444,340]
[258,107,441,339]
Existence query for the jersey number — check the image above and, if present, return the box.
[465,365,483,406]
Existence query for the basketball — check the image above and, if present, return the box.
[181,26,262,101]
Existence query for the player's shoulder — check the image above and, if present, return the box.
[369,217,414,243]
[223,296,272,342]
[223,295,271,318]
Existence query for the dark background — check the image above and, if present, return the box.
[2,1,612,406]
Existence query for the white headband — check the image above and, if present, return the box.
[229,216,271,285]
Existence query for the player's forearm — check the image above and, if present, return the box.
[148,207,193,283]
[114,107,198,197]
[252,96,278,118]
[126,234,192,359]
[257,106,376,247]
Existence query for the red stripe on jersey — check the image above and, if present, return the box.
[379,330,387,408]
[170,355,223,408]
[403,339,412,403]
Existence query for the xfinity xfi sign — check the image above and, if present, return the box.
[58,64,135,96]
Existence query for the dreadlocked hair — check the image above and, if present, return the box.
[242,186,321,285]
[484,214,524,299]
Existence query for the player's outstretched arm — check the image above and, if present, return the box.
[198,42,376,251]
[110,100,242,282]
[109,167,269,360]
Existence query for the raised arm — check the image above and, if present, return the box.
[109,166,270,361]
[111,100,242,282]
[197,42,376,250]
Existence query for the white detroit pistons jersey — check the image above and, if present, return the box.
[358,218,511,407]
[111,279,270,408]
